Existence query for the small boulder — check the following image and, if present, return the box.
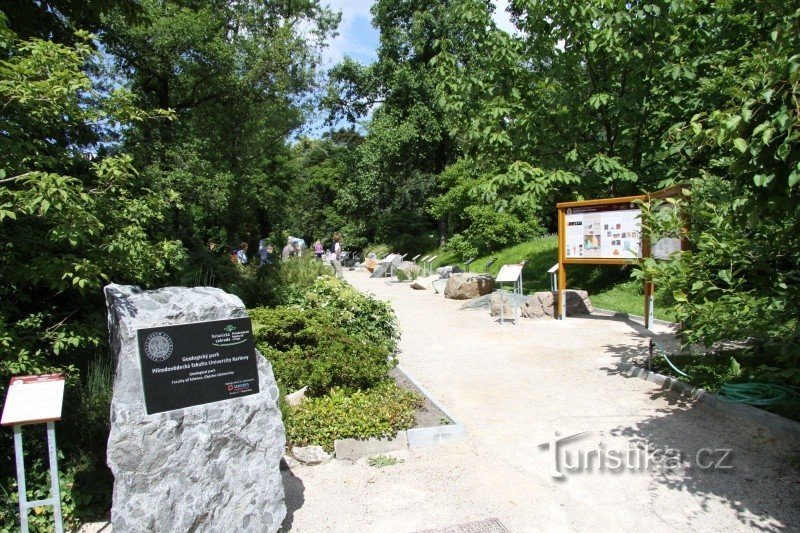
[490,292,516,318]
[444,273,495,300]
[291,445,332,466]
[363,258,378,272]
[284,386,307,407]
[398,261,421,280]
[522,290,593,318]
[410,282,426,290]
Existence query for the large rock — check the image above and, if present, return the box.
[435,265,463,278]
[104,284,286,532]
[370,255,402,278]
[521,290,593,318]
[444,273,495,300]
[490,291,530,318]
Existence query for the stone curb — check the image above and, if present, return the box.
[330,365,467,459]
[592,307,678,327]
[394,364,468,448]
[617,362,800,441]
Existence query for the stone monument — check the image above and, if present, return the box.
[104,284,286,532]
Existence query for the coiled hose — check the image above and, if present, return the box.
[648,339,799,406]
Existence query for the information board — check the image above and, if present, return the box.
[496,264,523,283]
[564,202,642,260]
[1,374,65,426]
[137,317,260,415]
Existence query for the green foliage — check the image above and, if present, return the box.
[446,205,541,257]
[294,276,400,351]
[368,454,403,467]
[249,272,399,396]
[285,382,420,451]
[251,305,394,396]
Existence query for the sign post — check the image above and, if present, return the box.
[2,374,66,533]
[557,195,645,321]
[556,186,687,329]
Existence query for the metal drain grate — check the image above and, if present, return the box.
[417,518,510,533]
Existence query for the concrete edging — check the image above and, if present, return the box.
[395,364,467,448]
[618,361,800,441]
[331,365,467,459]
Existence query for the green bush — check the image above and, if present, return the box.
[295,277,399,352]
[285,382,421,451]
[363,243,390,258]
[460,205,540,255]
[250,306,394,396]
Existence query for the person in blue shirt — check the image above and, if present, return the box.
[236,242,249,265]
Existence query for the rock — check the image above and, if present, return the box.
[104,284,286,533]
[490,292,520,318]
[435,266,453,278]
[397,261,421,280]
[444,273,495,300]
[285,386,307,407]
[363,258,378,272]
[281,454,301,470]
[435,265,462,278]
[291,445,332,465]
[410,282,426,290]
[565,289,593,315]
[521,290,593,318]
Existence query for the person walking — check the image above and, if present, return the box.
[281,238,294,261]
[236,242,249,265]
[331,233,344,278]
[259,243,275,266]
[313,239,324,259]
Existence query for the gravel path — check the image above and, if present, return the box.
[282,270,800,532]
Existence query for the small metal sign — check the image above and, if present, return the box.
[137,317,260,415]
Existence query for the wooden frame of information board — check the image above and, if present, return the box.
[556,186,687,329]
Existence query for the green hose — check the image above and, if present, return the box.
[650,340,691,378]
[716,382,800,407]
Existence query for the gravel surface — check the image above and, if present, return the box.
[81,270,800,532]
[282,270,800,532]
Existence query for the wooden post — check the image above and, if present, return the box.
[641,208,653,330]
[557,208,567,319]
[644,280,654,330]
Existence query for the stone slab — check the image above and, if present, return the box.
[104,284,286,532]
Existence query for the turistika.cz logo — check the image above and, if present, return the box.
[539,431,733,479]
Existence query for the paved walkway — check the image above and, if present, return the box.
[282,271,800,532]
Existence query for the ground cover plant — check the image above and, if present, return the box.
[250,260,418,452]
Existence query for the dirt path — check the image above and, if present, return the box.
[282,271,800,532]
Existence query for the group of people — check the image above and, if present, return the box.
[217,233,344,271]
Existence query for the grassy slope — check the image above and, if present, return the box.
[424,235,676,322]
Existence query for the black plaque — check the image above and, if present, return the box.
[136,317,260,415]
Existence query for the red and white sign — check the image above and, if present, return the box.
[1,374,65,426]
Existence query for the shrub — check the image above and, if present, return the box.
[461,205,540,255]
[295,277,399,352]
[250,306,394,396]
[285,382,421,451]
[363,243,390,258]
[443,233,478,261]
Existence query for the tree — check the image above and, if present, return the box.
[102,0,339,249]
[325,0,458,245]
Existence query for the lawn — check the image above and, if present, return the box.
[424,235,677,322]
